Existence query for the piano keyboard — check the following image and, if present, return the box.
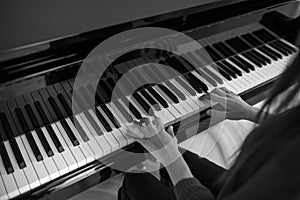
[0,23,298,199]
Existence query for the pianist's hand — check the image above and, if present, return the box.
[125,116,181,167]
[202,87,259,121]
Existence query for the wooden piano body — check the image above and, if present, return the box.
[0,0,299,199]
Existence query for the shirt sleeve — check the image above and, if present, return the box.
[174,140,300,200]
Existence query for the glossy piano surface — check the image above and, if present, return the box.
[0,0,299,199]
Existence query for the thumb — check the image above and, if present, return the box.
[210,93,227,107]
[206,109,227,118]
[167,126,175,137]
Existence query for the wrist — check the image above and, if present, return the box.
[165,156,193,185]
[244,107,260,123]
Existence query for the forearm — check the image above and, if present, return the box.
[244,107,273,124]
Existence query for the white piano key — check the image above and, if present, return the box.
[153,86,182,121]
[169,78,201,109]
[159,82,192,120]
[21,135,50,185]
[0,174,8,200]
[65,118,95,164]
[96,107,120,151]
[76,113,103,159]
[107,103,133,144]
[51,124,78,172]
[136,91,169,123]
[31,130,60,180]
[0,151,19,199]
[103,105,129,146]
[41,127,69,176]
[74,114,104,158]
[84,111,112,155]
[55,122,86,168]
[4,141,30,194]
[15,136,40,189]
[132,68,178,122]
[205,65,239,93]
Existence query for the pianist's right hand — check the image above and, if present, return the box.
[202,87,261,123]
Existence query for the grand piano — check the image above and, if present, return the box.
[0,0,299,199]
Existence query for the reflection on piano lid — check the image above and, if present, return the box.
[0,0,299,199]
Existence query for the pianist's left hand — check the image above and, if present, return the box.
[125,116,181,167]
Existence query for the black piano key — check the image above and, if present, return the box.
[11,109,43,161]
[0,142,14,174]
[121,97,142,119]
[204,46,222,62]
[101,104,121,128]
[48,97,64,120]
[34,101,63,152]
[213,42,235,57]
[274,40,293,54]
[257,29,277,41]
[60,119,79,146]
[95,108,112,132]
[268,42,289,56]
[222,60,242,76]
[225,37,247,52]
[140,90,161,111]
[241,33,262,47]
[59,83,102,138]
[276,40,297,53]
[57,94,72,116]
[228,57,250,73]
[196,69,218,87]
[147,87,169,108]
[185,52,206,68]
[86,84,104,105]
[66,87,103,137]
[252,29,273,43]
[0,114,22,171]
[32,93,64,152]
[210,63,232,81]
[9,138,27,169]
[242,51,263,68]
[185,73,208,93]
[45,125,64,152]
[250,49,268,65]
[157,84,179,103]
[202,66,223,84]
[25,105,53,157]
[235,55,255,71]
[133,93,153,115]
[171,55,195,73]
[57,91,90,141]
[257,46,277,61]
[48,91,79,146]
[113,100,133,123]
[252,49,271,64]
[25,132,43,161]
[216,62,237,79]
[165,81,186,100]
[34,101,49,125]
[262,45,282,59]
[175,77,197,96]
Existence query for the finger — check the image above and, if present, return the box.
[125,128,141,138]
[210,93,227,107]
[220,87,237,96]
[153,116,164,130]
[211,87,226,97]
[206,109,227,118]
[167,126,175,137]
[198,93,210,101]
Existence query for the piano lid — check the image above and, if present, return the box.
[0,0,248,53]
